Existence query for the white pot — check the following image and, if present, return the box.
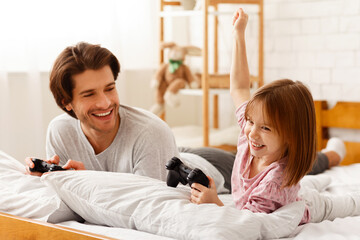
[182,0,196,10]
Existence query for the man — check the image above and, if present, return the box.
[26,42,179,181]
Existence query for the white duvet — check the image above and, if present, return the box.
[2,149,360,240]
[41,170,305,240]
[287,164,360,240]
[41,165,360,240]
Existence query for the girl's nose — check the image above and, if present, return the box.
[249,127,259,140]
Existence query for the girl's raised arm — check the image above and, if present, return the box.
[230,8,250,109]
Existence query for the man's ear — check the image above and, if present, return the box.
[65,104,72,111]
[62,99,72,111]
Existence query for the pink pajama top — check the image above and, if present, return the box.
[231,101,310,224]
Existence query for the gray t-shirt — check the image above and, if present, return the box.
[46,105,179,181]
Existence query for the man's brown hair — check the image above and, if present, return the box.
[49,42,120,118]
[245,79,316,187]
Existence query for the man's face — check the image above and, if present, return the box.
[65,65,120,136]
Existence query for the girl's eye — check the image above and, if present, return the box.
[106,87,115,92]
[83,93,93,97]
[262,126,271,131]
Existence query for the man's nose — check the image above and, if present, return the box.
[96,93,111,108]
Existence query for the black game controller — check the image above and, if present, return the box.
[29,158,66,173]
[165,157,209,188]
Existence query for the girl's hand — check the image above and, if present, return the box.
[190,176,224,206]
[232,8,248,35]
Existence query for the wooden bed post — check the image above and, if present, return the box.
[213,3,219,129]
[202,0,210,146]
[159,0,164,65]
[314,101,325,151]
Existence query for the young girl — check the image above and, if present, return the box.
[190,8,359,224]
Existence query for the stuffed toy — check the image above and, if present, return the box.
[150,42,201,116]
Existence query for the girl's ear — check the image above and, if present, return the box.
[282,143,289,158]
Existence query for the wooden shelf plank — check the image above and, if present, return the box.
[194,73,259,88]
[159,10,202,17]
[163,1,181,6]
[159,10,251,17]
[210,0,261,5]
[179,88,229,96]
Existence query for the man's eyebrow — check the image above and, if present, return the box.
[79,89,95,95]
[106,82,116,87]
[79,82,116,95]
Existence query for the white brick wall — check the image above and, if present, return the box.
[264,0,360,101]
[166,1,360,131]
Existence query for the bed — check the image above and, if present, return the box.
[1,100,360,240]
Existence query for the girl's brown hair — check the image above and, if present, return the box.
[49,42,120,118]
[245,79,316,187]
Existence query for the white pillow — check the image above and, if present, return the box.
[179,152,229,194]
[0,150,82,223]
[42,170,305,240]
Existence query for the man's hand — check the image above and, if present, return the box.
[62,159,86,170]
[190,176,224,206]
[25,155,60,176]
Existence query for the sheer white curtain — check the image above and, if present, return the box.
[0,0,158,162]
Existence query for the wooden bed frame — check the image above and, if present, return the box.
[314,100,360,166]
[1,100,360,239]
[0,212,114,240]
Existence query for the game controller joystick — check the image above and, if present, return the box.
[165,157,209,188]
[29,158,66,173]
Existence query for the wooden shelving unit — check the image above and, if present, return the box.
[159,0,264,149]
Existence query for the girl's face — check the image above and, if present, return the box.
[244,101,286,163]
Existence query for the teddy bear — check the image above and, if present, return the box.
[150,42,201,116]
